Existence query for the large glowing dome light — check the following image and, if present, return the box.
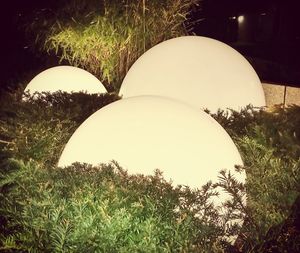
[120,36,266,113]
[59,96,244,199]
[24,66,106,94]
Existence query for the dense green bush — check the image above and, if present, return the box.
[0,160,237,252]
[0,91,119,166]
[0,92,299,252]
[210,106,300,251]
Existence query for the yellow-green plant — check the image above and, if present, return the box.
[1,91,300,252]
[27,0,200,91]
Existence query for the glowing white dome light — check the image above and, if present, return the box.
[120,36,265,113]
[24,66,106,95]
[238,15,245,23]
[58,96,244,204]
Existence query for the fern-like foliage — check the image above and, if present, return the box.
[0,92,300,252]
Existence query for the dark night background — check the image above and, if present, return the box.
[1,0,300,93]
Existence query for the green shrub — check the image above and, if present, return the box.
[0,92,299,252]
[0,160,237,252]
[0,91,119,166]
[210,106,300,250]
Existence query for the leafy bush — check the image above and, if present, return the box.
[210,106,300,250]
[0,91,119,166]
[0,160,238,252]
[25,0,200,90]
[0,92,299,252]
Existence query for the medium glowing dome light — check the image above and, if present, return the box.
[59,96,244,204]
[238,15,245,23]
[24,66,106,95]
[120,36,266,113]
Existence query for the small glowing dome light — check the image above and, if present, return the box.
[120,36,265,113]
[238,15,245,23]
[59,96,244,205]
[24,66,106,95]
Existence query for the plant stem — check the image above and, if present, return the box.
[143,0,146,53]
[0,139,13,145]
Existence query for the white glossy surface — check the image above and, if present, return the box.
[120,36,265,113]
[24,66,106,94]
[59,96,244,203]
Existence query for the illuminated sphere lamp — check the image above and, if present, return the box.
[58,96,244,205]
[24,66,106,95]
[120,36,266,113]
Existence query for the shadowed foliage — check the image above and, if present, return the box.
[0,92,299,252]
